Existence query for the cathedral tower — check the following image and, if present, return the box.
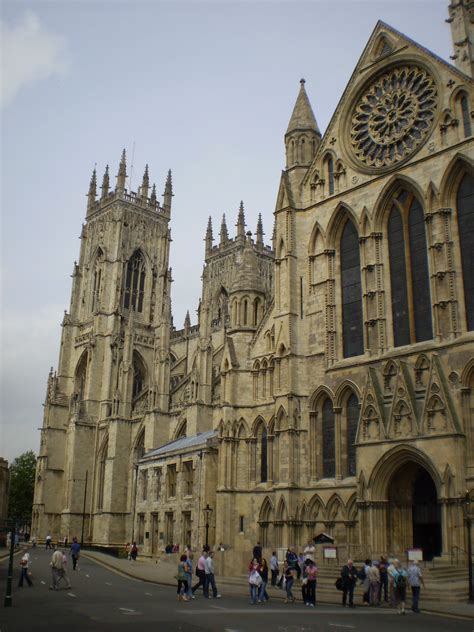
[32,152,173,544]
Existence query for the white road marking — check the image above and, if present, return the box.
[105,581,112,585]
[67,593,76,598]
[328,625,356,629]
[119,608,135,612]
[40,581,46,585]
[145,592,153,596]
[85,574,90,578]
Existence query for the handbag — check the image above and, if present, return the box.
[335,577,343,591]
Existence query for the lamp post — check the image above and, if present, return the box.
[463,489,474,602]
[203,503,213,550]
[3,518,16,607]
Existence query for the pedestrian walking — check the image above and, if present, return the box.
[45,533,52,549]
[304,559,317,607]
[248,558,262,605]
[367,560,380,605]
[379,556,389,603]
[18,552,33,587]
[303,540,316,562]
[283,562,295,603]
[130,542,138,561]
[407,560,425,613]
[203,551,221,599]
[270,551,279,586]
[70,537,81,570]
[258,557,269,602]
[185,552,194,599]
[393,559,408,615]
[50,548,71,590]
[192,550,207,595]
[387,558,397,606]
[341,559,358,607]
[253,541,262,562]
[176,554,190,601]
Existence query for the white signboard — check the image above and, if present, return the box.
[323,546,337,559]
[407,548,423,562]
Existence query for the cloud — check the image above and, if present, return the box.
[0,11,69,108]
[0,303,64,461]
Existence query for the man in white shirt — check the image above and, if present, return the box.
[203,551,221,599]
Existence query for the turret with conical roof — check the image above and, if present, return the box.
[141,164,150,199]
[256,213,264,249]
[285,79,321,169]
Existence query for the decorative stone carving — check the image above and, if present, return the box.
[349,65,438,170]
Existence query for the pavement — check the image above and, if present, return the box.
[2,546,474,621]
[81,549,474,620]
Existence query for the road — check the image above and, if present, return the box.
[0,548,471,631]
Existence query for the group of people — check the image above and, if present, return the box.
[249,542,319,607]
[175,546,221,601]
[17,536,81,590]
[339,557,424,614]
[49,536,81,590]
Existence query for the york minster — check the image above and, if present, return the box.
[33,1,474,569]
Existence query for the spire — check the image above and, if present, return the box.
[220,214,229,245]
[100,165,110,200]
[286,79,320,137]
[184,310,191,334]
[163,169,173,212]
[236,200,246,242]
[205,216,213,254]
[150,183,157,205]
[116,149,127,192]
[285,80,321,169]
[256,213,264,247]
[87,167,97,212]
[141,164,149,199]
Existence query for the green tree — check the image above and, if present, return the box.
[8,450,37,524]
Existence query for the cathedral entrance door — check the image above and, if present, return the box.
[387,461,441,560]
[412,467,441,560]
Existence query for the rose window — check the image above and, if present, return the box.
[350,65,438,169]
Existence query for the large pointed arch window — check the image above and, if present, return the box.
[388,191,432,346]
[346,393,359,476]
[260,428,268,483]
[341,219,364,357]
[123,250,146,312]
[322,398,335,478]
[457,173,474,330]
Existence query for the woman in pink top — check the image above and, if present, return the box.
[305,560,318,607]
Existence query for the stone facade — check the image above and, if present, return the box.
[34,5,474,564]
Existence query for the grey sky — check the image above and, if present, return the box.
[0,0,452,462]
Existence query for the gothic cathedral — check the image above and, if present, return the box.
[34,4,474,565]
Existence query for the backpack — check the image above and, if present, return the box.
[395,572,407,589]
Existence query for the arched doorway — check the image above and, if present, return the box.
[387,462,441,560]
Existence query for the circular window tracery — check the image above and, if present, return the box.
[349,65,438,170]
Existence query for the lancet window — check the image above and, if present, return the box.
[340,219,364,357]
[123,250,146,313]
[388,191,432,347]
[457,173,474,330]
[322,398,335,478]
